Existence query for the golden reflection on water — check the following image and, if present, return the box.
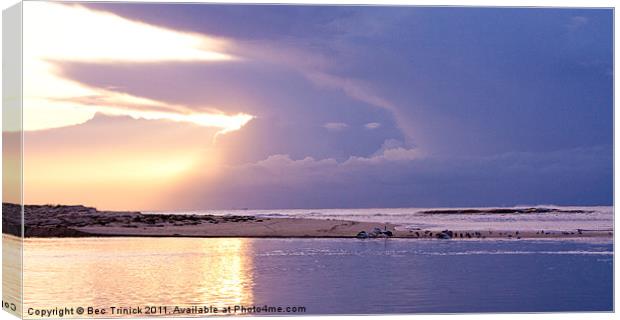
[3,235,23,317]
[22,237,254,318]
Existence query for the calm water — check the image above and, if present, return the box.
[14,236,613,317]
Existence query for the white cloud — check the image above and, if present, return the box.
[21,2,252,132]
[306,72,415,141]
[171,145,611,209]
[323,122,349,132]
[246,140,421,171]
[364,122,381,130]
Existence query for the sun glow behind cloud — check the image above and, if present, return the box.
[21,2,253,132]
[17,2,257,210]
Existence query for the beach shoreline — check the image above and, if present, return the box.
[2,203,613,240]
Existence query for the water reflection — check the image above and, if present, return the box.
[23,237,254,318]
[18,237,613,317]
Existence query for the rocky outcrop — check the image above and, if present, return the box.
[421,208,592,214]
[2,203,256,237]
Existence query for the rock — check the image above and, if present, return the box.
[441,230,453,237]
[436,231,451,239]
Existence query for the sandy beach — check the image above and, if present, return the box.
[2,203,612,240]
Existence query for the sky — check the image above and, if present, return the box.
[11,2,613,210]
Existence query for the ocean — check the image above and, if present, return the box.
[149,205,613,232]
[7,206,614,317]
